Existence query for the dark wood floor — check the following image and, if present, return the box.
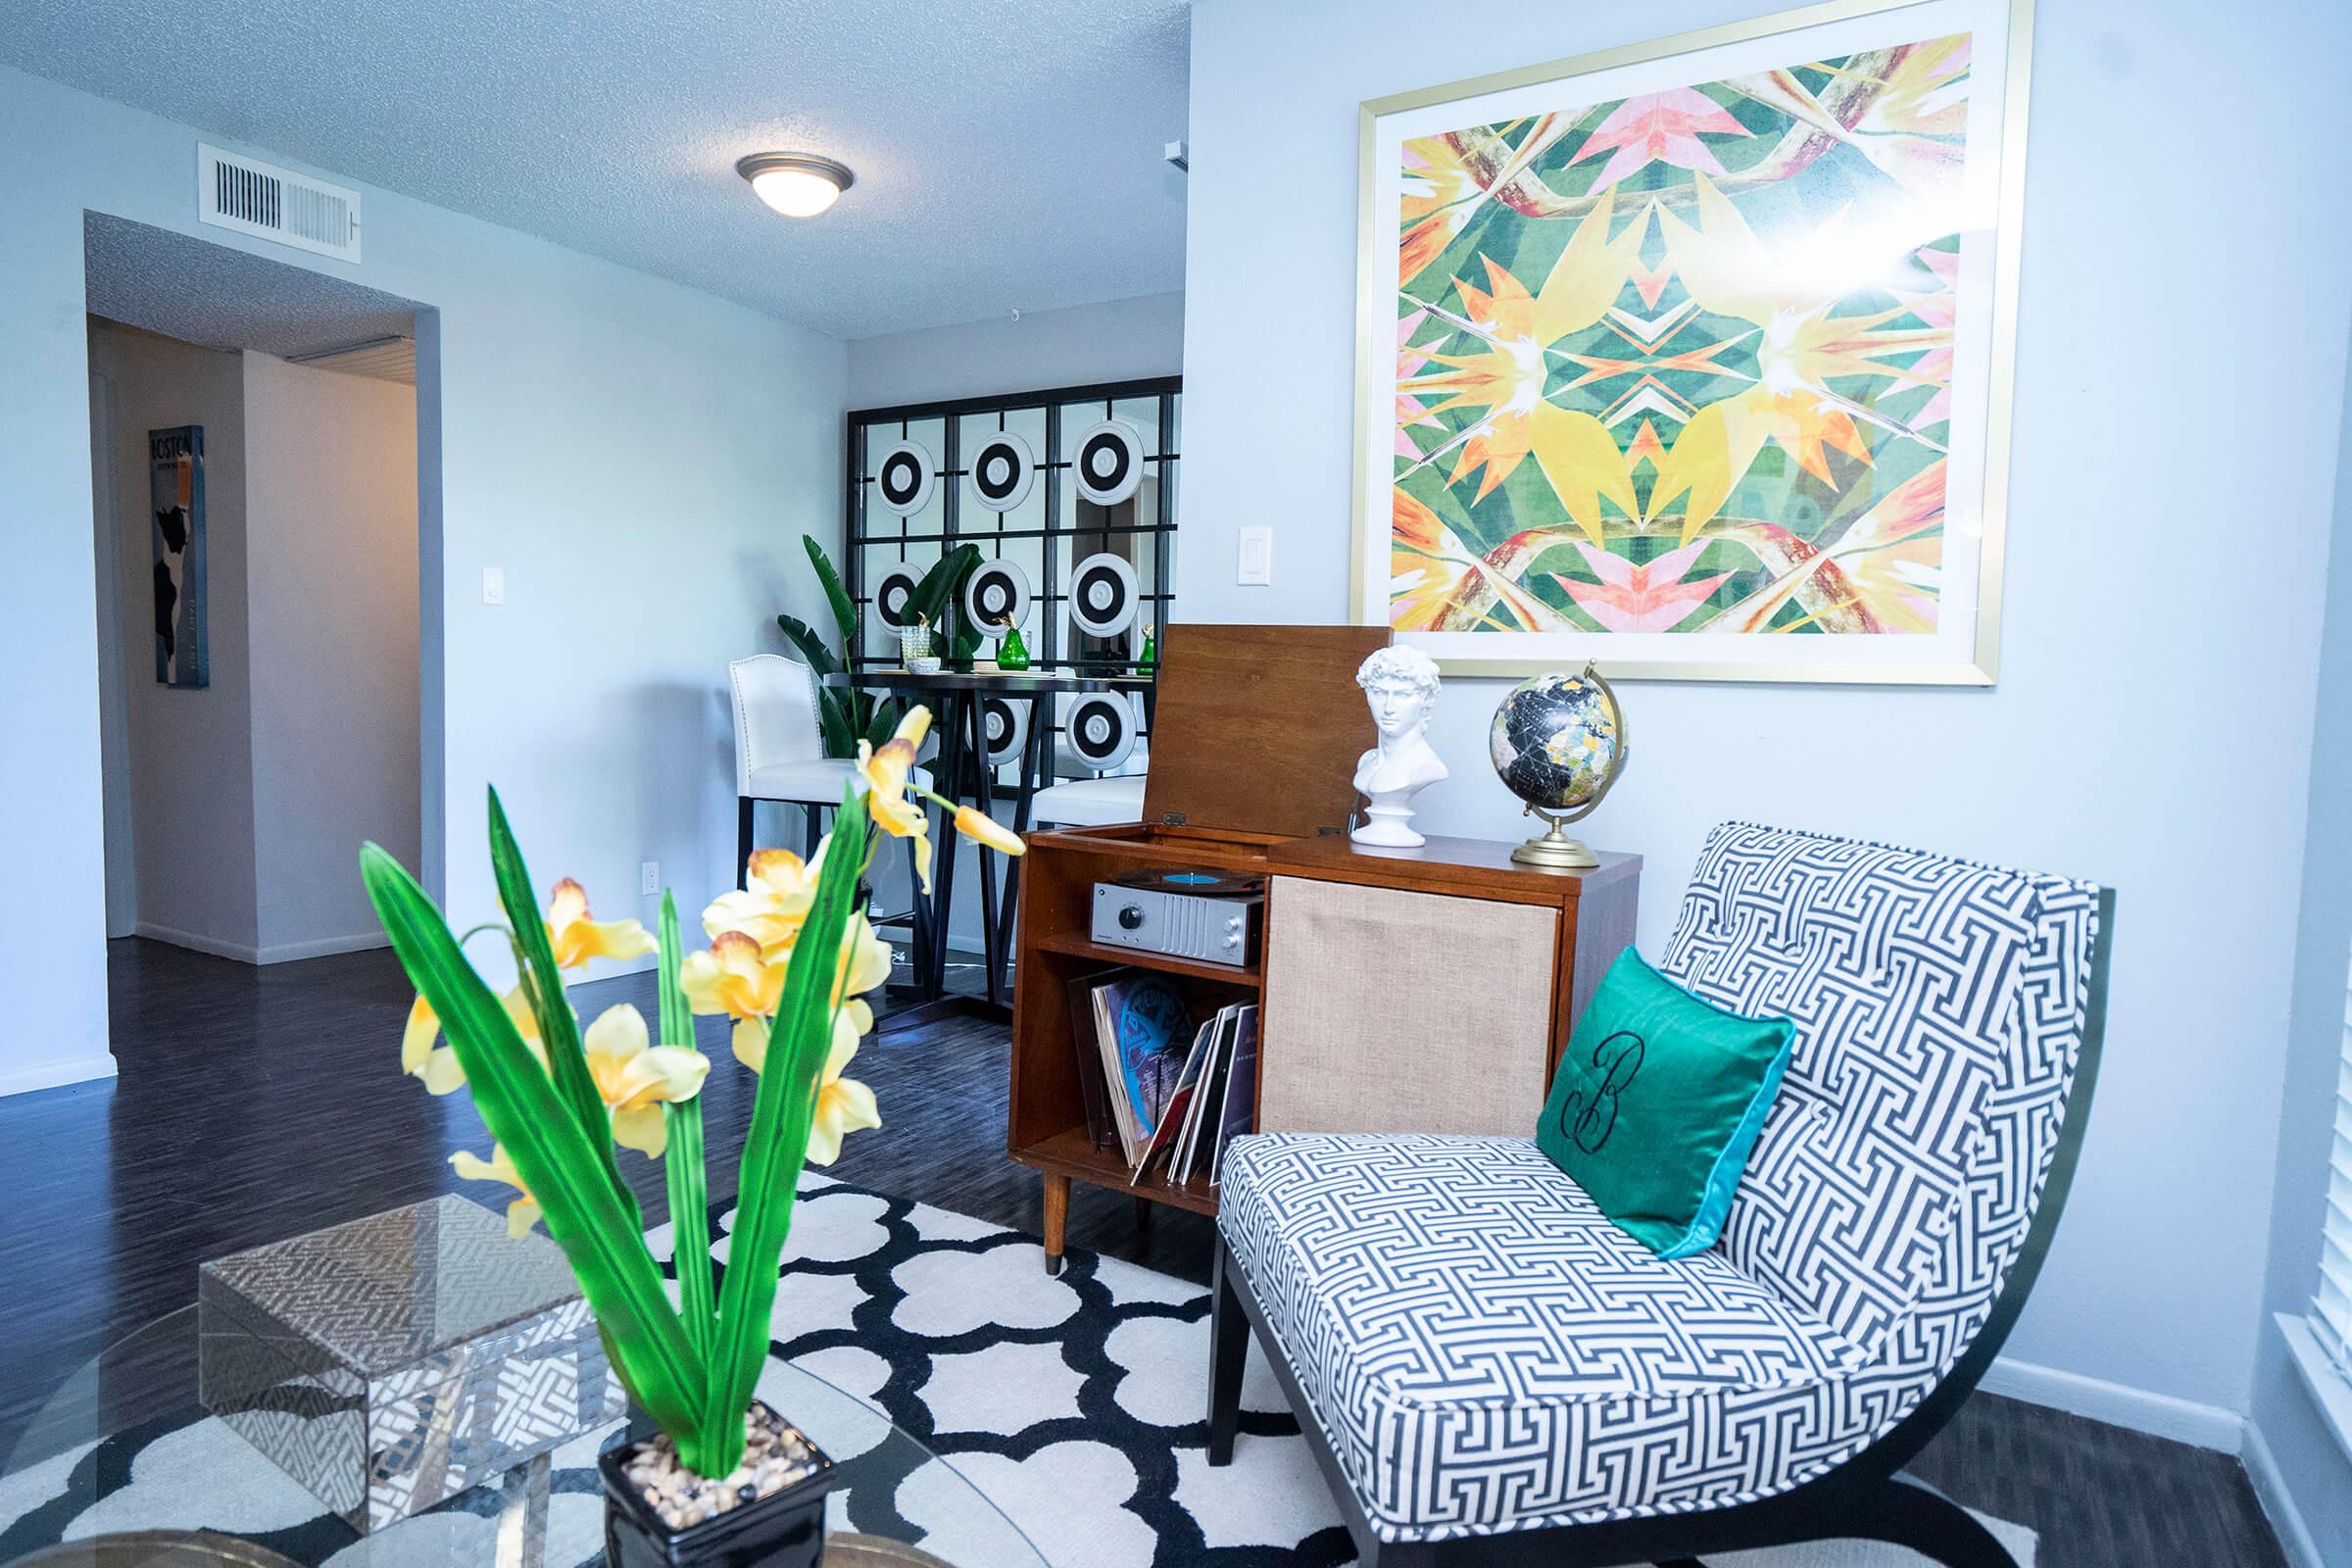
[0,938,2285,1568]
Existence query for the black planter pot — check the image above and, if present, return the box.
[598,1406,836,1568]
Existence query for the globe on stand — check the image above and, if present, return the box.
[1488,662,1629,869]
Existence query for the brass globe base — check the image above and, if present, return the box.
[1511,809,1600,869]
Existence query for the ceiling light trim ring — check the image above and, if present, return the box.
[735,152,857,192]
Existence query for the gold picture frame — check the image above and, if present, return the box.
[1350,0,2034,684]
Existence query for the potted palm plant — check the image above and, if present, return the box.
[364,705,1020,1568]
[776,537,986,756]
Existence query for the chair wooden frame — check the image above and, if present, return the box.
[1206,888,2115,1568]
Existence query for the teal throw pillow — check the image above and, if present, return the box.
[1536,947,1794,1260]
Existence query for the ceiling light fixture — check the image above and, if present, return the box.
[735,152,855,218]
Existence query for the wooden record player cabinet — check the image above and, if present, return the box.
[1006,625,1642,1272]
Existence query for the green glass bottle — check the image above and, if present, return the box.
[998,621,1030,671]
[1138,625,1156,671]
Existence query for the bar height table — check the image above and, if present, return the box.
[825,668,1152,1024]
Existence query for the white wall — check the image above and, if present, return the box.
[245,352,420,960]
[2244,348,2352,1564]
[1,64,847,1094]
[1181,0,2352,1430]
[849,291,1185,410]
[86,366,137,940]
[86,320,261,962]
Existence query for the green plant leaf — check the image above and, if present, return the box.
[485,788,642,1235]
[864,697,904,747]
[659,893,714,1372]
[773,613,839,677]
[907,544,980,627]
[703,786,869,1472]
[360,844,702,1441]
[817,688,856,760]
[804,535,858,650]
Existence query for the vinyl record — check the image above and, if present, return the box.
[873,439,937,515]
[1072,418,1145,506]
[873,563,923,629]
[1068,552,1140,638]
[1063,691,1139,772]
[965,430,1037,513]
[962,558,1033,631]
[979,695,1027,766]
[1113,869,1264,898]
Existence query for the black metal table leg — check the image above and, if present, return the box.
[995,694,1052,956]
[966,695,1004,1007]
[925,691,965,1001]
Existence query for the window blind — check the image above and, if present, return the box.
[2315,941,2352,1376]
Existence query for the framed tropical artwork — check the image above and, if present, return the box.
[1351,0,2031,683]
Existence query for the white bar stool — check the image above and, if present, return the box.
[729,654,862,878]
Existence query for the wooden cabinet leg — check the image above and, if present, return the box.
[1041,1172,1070,1276]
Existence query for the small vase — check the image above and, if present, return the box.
[1138,627,1156,671]
[998,623,1030,671]
[600,1402,835,1568]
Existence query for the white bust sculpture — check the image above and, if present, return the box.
[1350,646,1447,848]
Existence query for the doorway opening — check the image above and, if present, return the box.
[83,213,439,966]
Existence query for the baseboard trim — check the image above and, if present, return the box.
[135,922,260,963]
[133,924,392,965]
[1982,1354,2245,1452]
[255,931,390,964]
[2242,1410,2325,1568]
[0,1052,120,1099]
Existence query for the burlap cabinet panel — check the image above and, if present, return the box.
[1258,874,1558,1136]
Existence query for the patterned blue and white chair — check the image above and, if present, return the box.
[1206,822,2114,1568]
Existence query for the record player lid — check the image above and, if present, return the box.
[1142,623,1390,841]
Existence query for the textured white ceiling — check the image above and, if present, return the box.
[7,0,1192,341]
[85,212,421,364]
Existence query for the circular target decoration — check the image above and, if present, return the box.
[965,430,1037,513]
[961,558,1033,631]
[873,439,937,515]
[873,563,923,629]
[1063,692,1139,772]
[1068,552,1141,639]
[979,696,1027,766]
[1072,418,1145,506]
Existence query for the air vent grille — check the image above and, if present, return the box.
[197,144,362,262]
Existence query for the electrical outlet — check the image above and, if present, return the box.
[481,565,505,605]
[1237,527,1273,585]
[640,859,660,896]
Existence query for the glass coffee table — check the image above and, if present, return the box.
[0,1309,1043,1568]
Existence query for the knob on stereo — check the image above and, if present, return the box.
[1118,905,1145,931]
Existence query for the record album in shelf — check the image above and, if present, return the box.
[1069,968,1258,1187]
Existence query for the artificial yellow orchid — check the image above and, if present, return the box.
[545,878,657,970]
[681,929,789,1066]
[366,778,896,1484]
[805,1034,880,1165]
[450,1145,543,1238]
[582,1004,710,1158]
[402,987,548,1095]
[953,806,1026,858]
[857,708,936,891]
[702,847,824,956]
[729,916,894,1073]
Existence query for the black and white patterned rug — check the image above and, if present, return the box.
[0,1174,2034,1568]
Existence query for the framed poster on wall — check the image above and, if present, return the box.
[149,424,208,688]
[1351,0,2031,683]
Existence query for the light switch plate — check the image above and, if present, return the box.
[481,566,506,606]
[1237,527,1273,585]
